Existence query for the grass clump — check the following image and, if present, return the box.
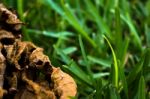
[3,0,150,99]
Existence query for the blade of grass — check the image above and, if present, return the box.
[119,38,130,67]
[93,72,109,78]
[127,48,149,86]
[75,0,83,23]
[61,2,97,48]
[110,9,141,49]
[115,7,122,50]
[17,0,24,21]
[79,35,92,75]
[62,47,77,55]
[120,0,129,12]
[145,24,150,47]
[43,31,73,40]
[103,35,118,88]
[114,8,130,70]
[127,56,144,85]
[46,0,64,16]
[27,29,74,40]
[114,0,119,7]
[45,0,97,48]
[93,78,102,99]
[87,55,111,68]
[137,76,146,99]
[143,48,150,67]
[118,61,129,99]
[109,85,120,99]
[84,0,110,35]
[120,13,142,49]
[142,48,150,81]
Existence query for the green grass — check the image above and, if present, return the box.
[3,0,150,99]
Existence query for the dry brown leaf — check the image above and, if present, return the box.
[51,67,77,99]
[0,3,23,25]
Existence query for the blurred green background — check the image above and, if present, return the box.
[2,0,150,99]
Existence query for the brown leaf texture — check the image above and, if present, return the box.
[0,3,77,99]
[51,67,77,99]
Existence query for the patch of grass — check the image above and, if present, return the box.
[3,0,150,98]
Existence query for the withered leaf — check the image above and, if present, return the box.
[29,48,51,69]
[51,67,77,99]
[0,29,15,45]
[0,3,22,24]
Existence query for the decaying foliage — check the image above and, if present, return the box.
[0,3,77,99]
[51,67,77,99]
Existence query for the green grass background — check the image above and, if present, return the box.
[2,0,150,99]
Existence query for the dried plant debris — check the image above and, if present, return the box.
[51,67,77,99]
[0,3,77,99]
[0,4,23,31]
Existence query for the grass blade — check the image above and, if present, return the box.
[127,48,149,86]
[84,0,110,35]
[118,61,129,99]
[109,85,120,99]
[46,0,64,15]
[62,47,77,55]
[27,29,74,40]
[119,38,130,67]
[46,0,97,48]
[137,76,146,99]
[121,13,142,49]
[127,56,144,85]
[79,35,92,74]
[115,7,122,50]
[93,78,102,99]
[145,24,150,47]
[87,55,111,68]
[103,35,118,88]
[61,2,97,48]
